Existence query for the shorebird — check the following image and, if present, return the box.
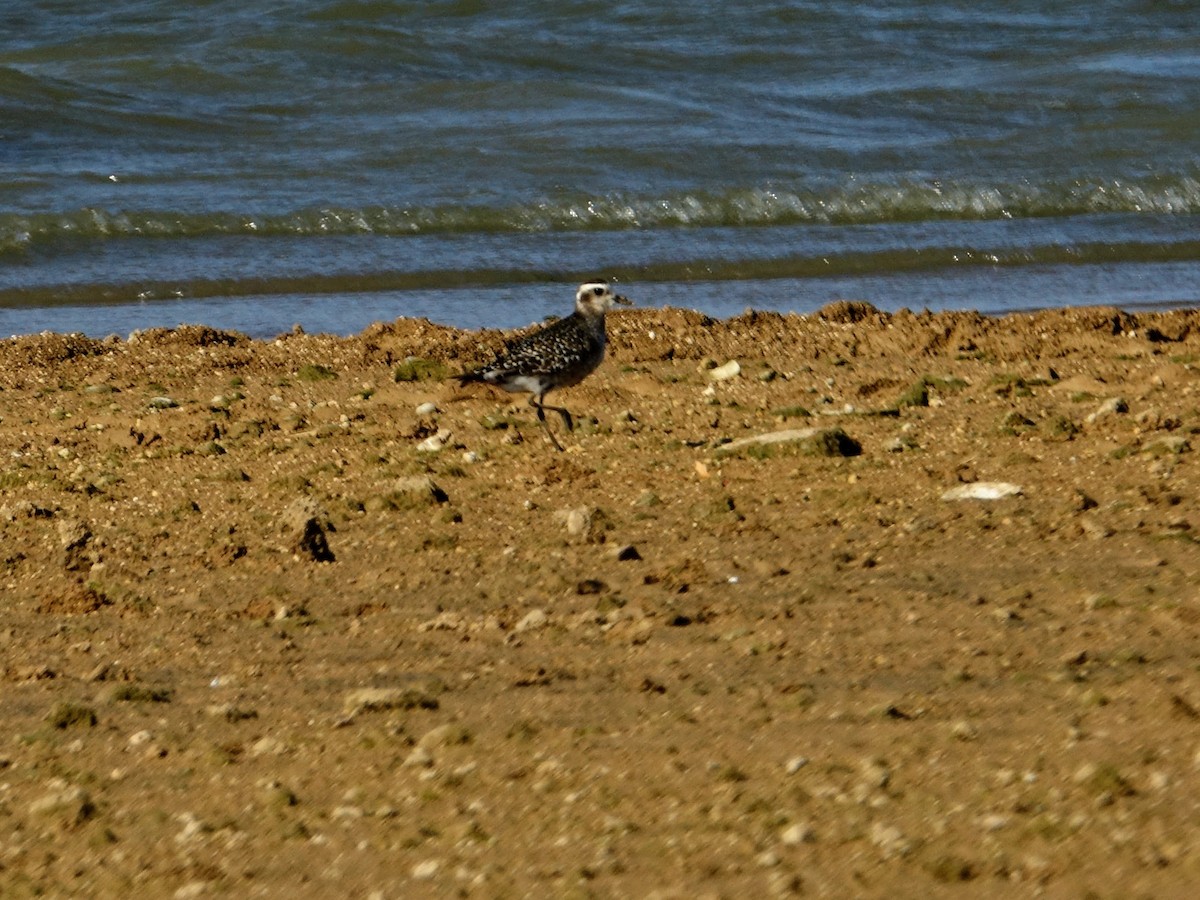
[454,280,632,451]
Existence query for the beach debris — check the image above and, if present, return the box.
[941,482,1023,501]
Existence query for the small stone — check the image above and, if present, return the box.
[784,756,809,775]
[869,822,910,858]
[412,859,440,880]
[981,813,1009,832]
[708,360,741,382]
[417,723,472,751]
[1086,397,1128,423]
[415,401,438,416]
[613,544,642,561]
[148,396,179,409]
[392,475,449,505]
[343,687,439,717]
[1144,435,1190,455]
[514,609,549,633]
[404,746,434,768]
[416,429,452,453]
[555,506,609,543]
[719,427,861,458]
[780,822,814,845]
[951,720,979,741]
[941,482,1022,501]
[1079,517,1114,540]
[1083,593,1118,611]
[756,849,781,867]
[282,498,335,563]
[28,782,95,826]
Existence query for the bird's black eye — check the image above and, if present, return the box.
[592,286,605,296]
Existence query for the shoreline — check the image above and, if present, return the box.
[2,302,1199,895]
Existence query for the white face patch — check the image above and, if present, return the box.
[575,282,613,313]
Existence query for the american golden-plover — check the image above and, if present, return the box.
[455,280,631,450]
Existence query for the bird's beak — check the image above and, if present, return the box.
[614,294,632,306]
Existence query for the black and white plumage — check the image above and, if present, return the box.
[454,281,632,450]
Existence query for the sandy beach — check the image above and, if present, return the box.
[2,302,1199,897]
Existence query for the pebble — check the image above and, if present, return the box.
[940,482,1022,501]
[342,687,439,717]
[779,822,814,845]
[148,396,179,409]
[1086,397,1129,423]
[392,475,449,504]
[708,360,741,382]
[555,506,608,543]
[417,723,472,751]
[415,401,438,415]
[981,813,1010,832]
[720,427,860,457]
[1144,435,1190,455]
[868,822,910,858]
[412,859,440,880]
[416,428,452,453]
[784,756,809,775]
[28,782,95,826]
[514,608,549,633]
[403,746,434,768]
[950,720,979,741]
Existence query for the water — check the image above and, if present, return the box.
[2,0,1198,339]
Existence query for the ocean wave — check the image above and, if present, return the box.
[2,175,1198,255]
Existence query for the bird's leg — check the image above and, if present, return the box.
[543,404,574,432]
[529,395,564,452]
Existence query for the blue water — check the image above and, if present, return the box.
[2,1,1198,338]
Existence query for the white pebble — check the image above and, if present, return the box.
[412,860,440,880]
[780,822,814,845]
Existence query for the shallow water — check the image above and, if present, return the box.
[2,0,1197,338]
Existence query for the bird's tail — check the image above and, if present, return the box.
[453,370,485,386]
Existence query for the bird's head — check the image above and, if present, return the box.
[575,280,632,315]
